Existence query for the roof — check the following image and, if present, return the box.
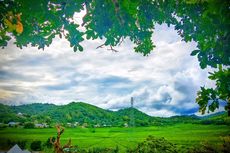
[7,144,22,153]
[35,124,43,126]
[8,122,17,124]
[21,150,31,153]
[7,144,31,153]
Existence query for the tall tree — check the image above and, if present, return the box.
[0,0,229,115]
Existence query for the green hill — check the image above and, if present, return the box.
[40,102,117,125]
[116,107,153,126]
[0,103,20,123]
[0,102,229,127]
[199,112,230,125]
[11,103,56,115]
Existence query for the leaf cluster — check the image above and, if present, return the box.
[0,0,229,66]
[196,68,230,114]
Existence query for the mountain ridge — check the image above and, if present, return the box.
[0,102,228,127]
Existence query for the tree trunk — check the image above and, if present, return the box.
[50,125,72,153]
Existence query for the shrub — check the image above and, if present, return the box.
[127,135,178,153]
[30,140,42,151]
[0,123,7,128]
[188,143,219,153]
[24,122,35,129]
[222,136,230,153]
[44,137,55,148]
[17,140,27,150]
[187,136,230,153]
[6,139,27,150]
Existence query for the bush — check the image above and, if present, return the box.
[0,123,7,128]
[24,122,35,129]
[188,143,219,153]
[44,137,55,148]
[30,140,42,151]
[6,139,27,150]
[187,136,230,153]
[127,135,178,153]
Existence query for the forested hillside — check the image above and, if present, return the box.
[0,102,229,127]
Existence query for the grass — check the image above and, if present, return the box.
[0,123,229,152]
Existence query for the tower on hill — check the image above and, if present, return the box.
[131,97,134,108]
[130,97,135,128]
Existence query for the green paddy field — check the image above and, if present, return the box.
[0,123,229,152]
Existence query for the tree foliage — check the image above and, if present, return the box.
[196,67,230,116]
[0,0,229,115]
[24,122,35,129]
[1,0,229,65]
[188,137,230,153]
[127,135,178,153]
[30,140,42,151]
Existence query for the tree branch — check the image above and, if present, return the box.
[118,37,124,46]
[50,137,55,145]
[96,43,105,49]
[63,139,72,149]
[107,45,118,52]
[81,1,89,27]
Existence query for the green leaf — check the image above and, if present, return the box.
[200,61,207,69]
[190,50,200,56]
[73,46,77,52]
[78,45,83,51]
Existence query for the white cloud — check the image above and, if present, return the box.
[0,24,213,116]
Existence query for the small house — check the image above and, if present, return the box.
[94,124,100,128]
[73,122,79,127]
[8,122,19,127]
[66,123,72,127]
[7,144,30,153]
[17,112,23,116]
[35,123,47,128]
[124,123,128,127]
[103,124,107,127]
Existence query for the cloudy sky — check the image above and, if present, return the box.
[0,21,217,117]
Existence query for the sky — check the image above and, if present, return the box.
[0,21,218,117]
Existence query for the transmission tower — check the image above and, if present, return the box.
[131,97,134,108]
[130,97,135,127]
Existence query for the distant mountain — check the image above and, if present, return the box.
[0,102,229,126]
[198,111,226,119]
